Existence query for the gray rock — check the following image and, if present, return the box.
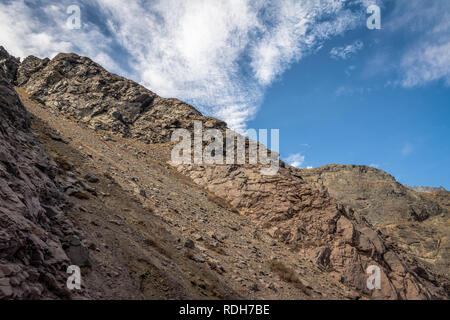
[0,49,88,299]
[0,46,20,84]
[184,239,195,249]
[84,173,99,183]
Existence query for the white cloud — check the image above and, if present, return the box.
[0,0,71,59]
[0,0,370,131]
[369,163,379,169]
[385,0,450,88]
[330,40,364,60]
[401,42,450,87]
[285,153,305,168]
[0,0,127,76]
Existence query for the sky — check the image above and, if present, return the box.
[0,0,449,188]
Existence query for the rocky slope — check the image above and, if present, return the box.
[176,163,448,299]
[2,49,355,300]
[0,54,88,299]
[299,165,449,278]
[421,191,450,213]
[16,86,353,300]
[1,48,449,299]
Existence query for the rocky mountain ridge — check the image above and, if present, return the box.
[17,53,225,144]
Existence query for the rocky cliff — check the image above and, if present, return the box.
[0,54,88,299]
[300,165,449,278]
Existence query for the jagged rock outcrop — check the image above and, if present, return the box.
[15,51,449,299]
[299,165,449,278]
[17,53,225,143]
[421,191,450,212]
[0,46,20,84]
[0,61,87,299]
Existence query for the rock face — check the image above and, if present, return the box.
[12,50,450,300]
[300,165,443,225]
[421,191,450,213]
[299,165,449,278]
[176,164,448,299]
[0,60,87,299]
[0,46,20,84]
[17,53,225,143]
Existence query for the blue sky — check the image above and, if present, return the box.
[0,0,449,188]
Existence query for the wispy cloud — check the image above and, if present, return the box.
[0,0,127,75]
[285,153,306,168]
[0,0,371,131]
[330,40,364,60]
[385,0,450,88]
[401,41,450,87]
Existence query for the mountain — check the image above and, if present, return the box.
[300,165,443,225]
[300,164,449,278]
[0,46,449,299]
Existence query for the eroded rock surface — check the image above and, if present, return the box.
[300,165,442,225]
[0,66,88,299]
[176,164,449,299]
[0,46,19,84]
[299,165,449,278]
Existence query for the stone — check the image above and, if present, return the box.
[134,187,147,198]
[184,239,195,249]
[65,245,91,267]
[84,173,99,183]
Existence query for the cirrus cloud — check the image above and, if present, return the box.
[330,40,364,60]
